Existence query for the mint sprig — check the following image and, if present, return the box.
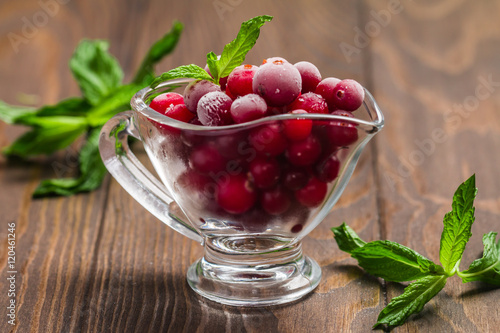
[206,15,273,83]
[151,15,273,88]
[0,21,184,197]
[332,174,500,329]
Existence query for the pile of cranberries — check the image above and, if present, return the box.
[149,58,365,233]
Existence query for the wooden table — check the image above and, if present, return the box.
[1,1,499,332]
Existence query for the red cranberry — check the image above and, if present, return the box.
[282,167,310,191]
[149,92,184,114]
[189,143,227,175]
[295,177,328,207]
[260,186,291,215]
[177,169,216,199]
[249,155,280,189]
[287,92,328,114]
[248,123,288,157]
[315,155,340,182]
[326,111,359,147]
[216,174,257,214]
[165,104,195,123]
[291,224,303,233]
[227,64,258,97]
[331,79,365,111]
[283,110,313,142]
[315,77,341,111]
[286,134,322,166]
[294,61,322,93]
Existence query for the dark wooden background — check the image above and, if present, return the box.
[1,0,500,332]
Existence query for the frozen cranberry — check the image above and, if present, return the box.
[282,167,310,191]
[230,94,267,124]
[331,79,365,111]
[315,77,341,111]
[283,110,313,142]
[260,186,291,215]
[227,64,258,97]
[184,80,221,113]
[253,60,302,106]
[294,61,322,93]
[248,123,288,156]
[315,155,340,182]
[263,57,289,64]
[249,155,280,189]
[326,110,359,146]
[197,91,233,126]
[295,177,328,207]
[189,143,227,175]
[149,92,185,114]
[190,117,202,125]
[286,134,322,166]
[216,174,257,214]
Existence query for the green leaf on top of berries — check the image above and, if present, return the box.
[151,15,273,88]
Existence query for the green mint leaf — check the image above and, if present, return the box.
[331,222,366,253]
[133,21,183,85]
[86,83,143,126]
[0,100,36,124]
[70,40,124,105]
[458,232,500,285]
[439,174,477,274]
[14,98,91,125]
[374,275,447,329]
[3,116,88,157]
[150,64,214,88]
[351,241,445,282]
[208,15,273,83]
[33,128,107,197]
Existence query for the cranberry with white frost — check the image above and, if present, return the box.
[230,94,267,123]
[252,60,302,107]
[184,80,221,113]
[197,91,233,126]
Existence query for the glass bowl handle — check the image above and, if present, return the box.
[99,111,203,244]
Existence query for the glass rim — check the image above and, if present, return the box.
[131,78,385,133]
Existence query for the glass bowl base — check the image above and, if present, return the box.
[186,242,321,307]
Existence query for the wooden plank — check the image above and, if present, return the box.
[367,0,500,331]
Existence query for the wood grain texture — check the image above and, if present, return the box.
[0,0,499,332]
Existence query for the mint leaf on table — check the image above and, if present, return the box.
[0,101,36,124]
[350,241,444,282]
[70,40,124,106]
[458,232,500,285]
[331,222,366,253]
[206,15,273,83]
[3,116,88,157]
[33,128,106,197]
[133,21,183,85]
[0,20,184,197]
[439,174,477,274]
[331,174,500,329]
[373,275,447,329]
[150,64,214,88]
